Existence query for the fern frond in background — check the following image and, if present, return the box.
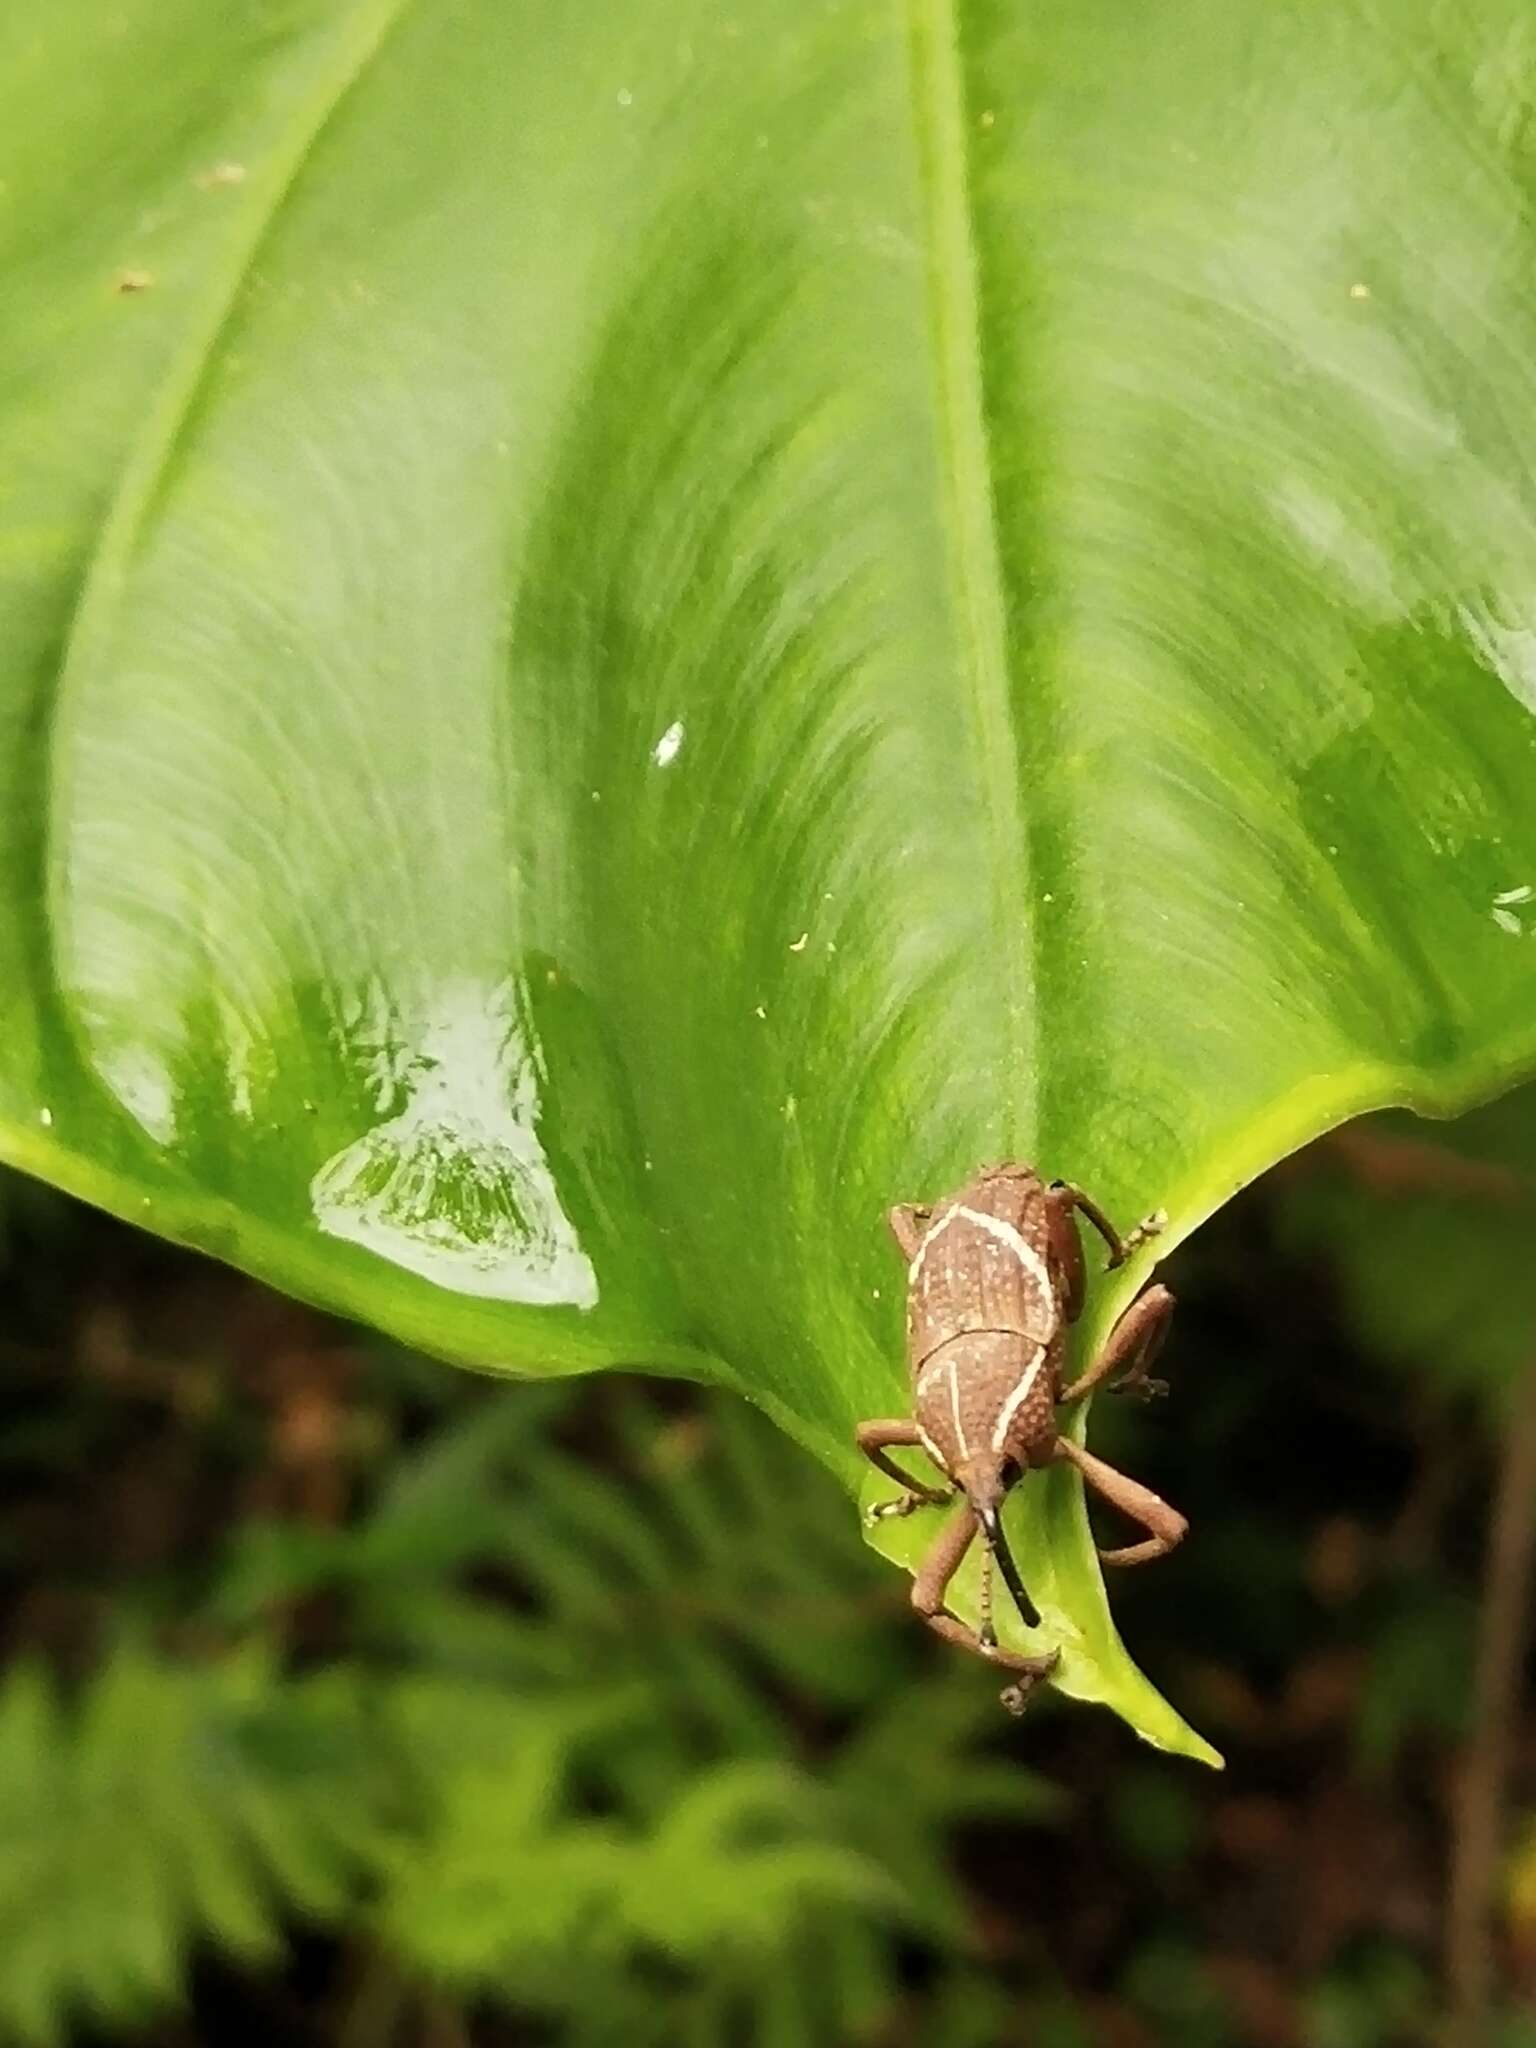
[0,1645,378,2046]
[0,1257,1060,2048]
[5,1104,1535,2046]
[275,1384,1062,2046]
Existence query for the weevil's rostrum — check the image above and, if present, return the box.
[857,1162,1187,1712]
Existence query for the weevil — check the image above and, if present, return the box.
[856,1162,1187,1711]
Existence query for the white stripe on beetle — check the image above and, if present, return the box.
[909,1204,1052,1301]
[991,1346,1047,1451]
[946,1357,968,1457]
[915,1351,951,1396]
[907,1206,955,1285]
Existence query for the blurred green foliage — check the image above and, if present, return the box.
[0,1241,1061,2048]
[1276,1088,1536,1411]
[3,1083,1536,2044]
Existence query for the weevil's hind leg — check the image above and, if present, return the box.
[886,1202,932,1262]
[1050,1180,1167,1272]
[856,1418,953,1521]
[912,1502,1060,1704]
[1053,1436,1188,1566]
[1057,1284,1176,1405]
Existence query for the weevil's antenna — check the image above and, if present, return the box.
[976,1503,1041,1630]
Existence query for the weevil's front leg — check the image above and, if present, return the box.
[912,1502,1060,1702]
[856,1417,953,1521]
[1057,1284,1175,1405]
[1049,1180,1167,1271]
[1053,1437,1187,1566]
[886,1202,933,1262]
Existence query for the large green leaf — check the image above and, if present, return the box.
[5,0,1536,1764]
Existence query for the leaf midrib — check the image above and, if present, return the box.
[906,0,1035,1139]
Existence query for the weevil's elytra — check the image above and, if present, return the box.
[856,1162,1187,1712]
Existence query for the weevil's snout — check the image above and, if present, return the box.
[957,1451,1010,1527]
[960,1452,1041,1630]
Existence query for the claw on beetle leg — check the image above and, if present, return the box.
[866,1489,943,1525]
[999,1651,1060,1717]
[1115,1374,1169,1403]
[1112,1206,1168,1267]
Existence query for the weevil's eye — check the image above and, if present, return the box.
[999,1457,1022,1488]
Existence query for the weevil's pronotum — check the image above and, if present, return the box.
[856,1162,1187,1711]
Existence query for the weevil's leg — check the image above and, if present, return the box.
[886,1202,932,1261]
[1048,1180,1127,1265]
[856,1418,953,1521]
[1044,1183,1088,1323]
[1050,1181,1167,1271]
[1116,1207,1169,1264]
[912,1503,1060,1690]
[1057,1284,1175,1405]
[1053,1436,1188,1566]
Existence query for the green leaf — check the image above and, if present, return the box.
[6,0,1536,1763]
[1278,1083,1536,1408]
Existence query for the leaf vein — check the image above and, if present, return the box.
[905,0,1035,1138]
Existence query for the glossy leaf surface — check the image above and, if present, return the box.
[6,1,1536,1763]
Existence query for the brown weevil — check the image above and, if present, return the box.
[856,1162,1186,1711]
